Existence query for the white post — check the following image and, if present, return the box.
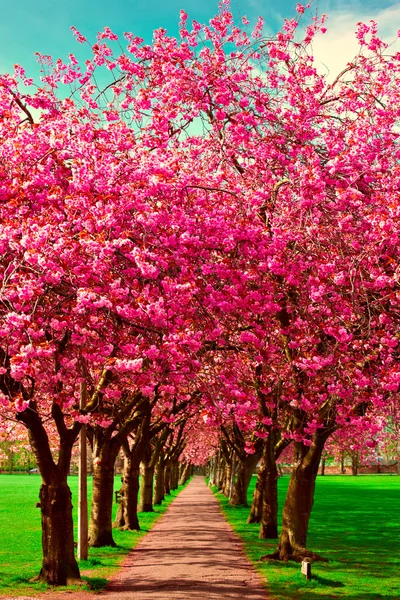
[78,382,88,560]
[301,559,311,580]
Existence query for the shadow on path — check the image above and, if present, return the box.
[100,476,269,599]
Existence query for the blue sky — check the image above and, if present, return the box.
[1,0,399,78]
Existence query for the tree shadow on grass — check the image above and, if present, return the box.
[82,576,108,591]
[311,574,344,587]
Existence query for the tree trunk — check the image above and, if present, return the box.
[248,460,265,523]
[115,454,141,530]
[39,479,81,585]
[216,456,224,490]
[17,403,81,585]
[259,433,279,539]
[230,452,260,507]
[164,462,171,495]
[169,462,177,491]
[259,472,278,539]
[139,461,154,512]
[154,454,165,505]
[397,440,400,475]
[340,451,345,474]
[89,454,118,546]
[178,462,184,484]
[172,462,180,489]
[222,461,232,496]
[179,462,191,486]
[351,453,358,476]
[320,457,326,476]
[88,431,120,547]
[211,457,218,486]
[262,436,329,563]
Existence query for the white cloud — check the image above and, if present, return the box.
[311,3,400,80]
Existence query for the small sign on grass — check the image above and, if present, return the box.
[301,559,311,580]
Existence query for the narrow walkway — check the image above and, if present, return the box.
[101,476,268,600]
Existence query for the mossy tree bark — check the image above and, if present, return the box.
[179,462,192,485]
[248,459,265,523]
[219,439,233,496]
[222,460,232,496]
[154,451,166,505]
[88,427,122,547]
[216,456,224,490]
[115,412,150,530]
[114,445,141,530]
[140,461,155,513]
[164,462,171,495]
[209,454,218,486]
[170,461,179,490]
[17,402,81,585]
[139,432,167,512]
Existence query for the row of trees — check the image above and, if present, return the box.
[1,0,399,584]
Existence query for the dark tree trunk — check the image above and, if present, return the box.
[139,432,168,511]
[216,456,224,490]
[340,451,346,474]
[248,460,265,523]
[115,454,141,530]
[171,462,179,490]
[179,462,191,486]
[262,435,329,563]
[210,456,218,486]
[398,443,400,475]
[168,462,176,491]
[164,463,171,495]
[89,431,121,547]
[230,452,260,507]
[17,403,81,585]
[154,454,165,505]
[320,457,326,476]
[259,435,279,539]
[39,479,81,584]
[178,462,184,484]
[139,461,154,513]
[222,461,232,496]
[352,454,359,476]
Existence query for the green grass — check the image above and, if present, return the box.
[0,474,187,596]
[212,475,400,600]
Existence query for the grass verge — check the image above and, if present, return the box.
[212,475,400,600]
[0,474,189,597]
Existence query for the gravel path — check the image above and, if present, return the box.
[4,476,269,600]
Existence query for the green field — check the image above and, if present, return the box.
[0,474,186,596]
[212,475,400,600]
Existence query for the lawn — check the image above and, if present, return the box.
[0,473,186,596]
[212,475,400,600]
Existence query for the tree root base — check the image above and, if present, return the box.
[33,573,82,586]
[88,540,116,548]
[260,548,328,563]
[114,524,140,532]
[247,516,261,524]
